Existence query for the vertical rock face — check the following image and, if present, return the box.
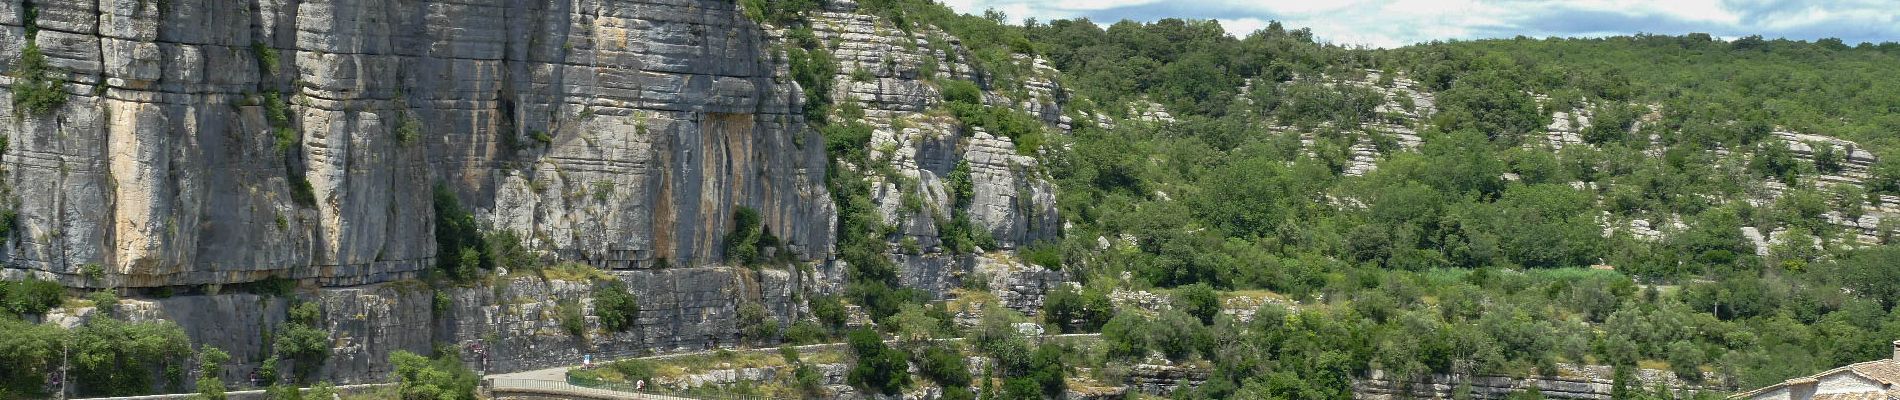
[801,6,1063,302]
[2,0,1068,386]
[0,0,834,287]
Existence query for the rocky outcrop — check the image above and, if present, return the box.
[0,0,833,288]
[1355,364,1727,400]
[799,4,1064,302]
[1125,362,1211,396]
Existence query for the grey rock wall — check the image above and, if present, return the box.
[2,0,1072,388]
[0,0,834,288]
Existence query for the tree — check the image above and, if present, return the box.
[277,302,331,383]
[197,346,231,400]
[1835,247,1900,310]
[888,304,940,345]
[738,302,779,345]
[69,319,193,396]
[1028,344,1068,398]
[1665,341,1704,382]
[1151,309,1210,361]
[594,281,640,332]
[0,317,64,398]
[2,279,64,316]
[1102,311,1151,360]
[1173,283,1221,325]
[810,295,847,330]
[915,345,971,388]
[1042,285,1112,333]
[1432,71,1546,143]
[725,207,765,265]
[846,329,909,395]
[432,185,486,281]
[389,350,477,400]
[1871,158,1900,195]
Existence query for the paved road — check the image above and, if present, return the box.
[488,377,699,400]
[485,333,1100,399]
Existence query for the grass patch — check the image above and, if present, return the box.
[541,262,613,282]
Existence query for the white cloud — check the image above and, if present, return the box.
[944,0,1900,48]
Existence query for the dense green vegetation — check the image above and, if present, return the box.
[388,350,478,400]
[790,1,1900,397]
[0,317,197,398]
[196,346,231,400]
[274,302,331,383]
[845,328,910,395]
[594,280,641,332]
[9,4,67,117]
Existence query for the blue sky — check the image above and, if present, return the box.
[940,0,1900,48]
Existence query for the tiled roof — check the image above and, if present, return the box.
[1809,390,1897,400]
[1731,360,1900,399]
[1848,360,1900,385]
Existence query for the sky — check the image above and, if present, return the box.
[939,0,1900,49]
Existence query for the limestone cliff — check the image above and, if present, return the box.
[2,0,1069,387]
[0,0,836,288]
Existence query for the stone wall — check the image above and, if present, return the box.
[1354,366,1727,400]
[54,267,798,387]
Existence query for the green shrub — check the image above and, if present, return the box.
[810,294,848,330]
[593,280,640,332]
[484,229,536,272]
[788,47,837,123]
[794,363,826,396]
[288,302,321,325]
[737,0,818,24]
[252,42,281,74]
[558,299,586,337]
[433,185,487,281]
[845,329,909,395]
[738,302,778,344]
[69,318,193,396]
[1029,344,1067,398]
[609,359,657,384]
[287,174,316,207]
[87,291,118,313]
[947,161,974,206]
[941,80,983,105]
[10,43,68,116]
[196,346,231,400]
[1150,309,1209,361]
[784,320,827,344]
[2,278,64,316]
[1172,283,1220,325]
[725,207,764,265]
[1020,242,1062,269]
[393,111,421,146]
[264,384,301,400]
[1101,312,1149,360]
[822,120,874,163]
[389,350,477,400]
[1041,285,1111,333]
[275,323,329,382]
[916,345,970,387]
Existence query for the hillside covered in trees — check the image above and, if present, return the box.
[890,4,1900,398]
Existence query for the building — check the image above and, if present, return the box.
[1731,341,1900,400]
